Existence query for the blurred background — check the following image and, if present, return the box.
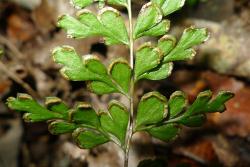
[0,0,250,166]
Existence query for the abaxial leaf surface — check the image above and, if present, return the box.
[168,91,187,118]
[133,2,162,39]
[52,46,95,81]
[151,0,185,16]
[70,102,100,128]
[49,121,77,135]
[7,94,63,122]
[53,46,129,95]
[87,81,118,95]
[163,27,209,63]
[135,44,162,80]
[147,123,180,141]
[73,128,109,149]
[109,59,131,93]
[58,8,129,45]
[100,101,129,145]
[137,62,173,81]
[135,92,167,130]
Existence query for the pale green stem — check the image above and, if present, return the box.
[136,114,188,132]
[124,0,134,167]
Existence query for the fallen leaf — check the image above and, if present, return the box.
[7,10,37,42]
[174,138,218,165]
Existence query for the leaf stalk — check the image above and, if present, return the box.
[124,0,134,166]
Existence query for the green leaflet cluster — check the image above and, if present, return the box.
[52,46,131,95]
[7,0,234,155]
[53,0,208,95]
[7,90,234,147]
[135,90,234,141]
[7,94,129,149]
[58,7,129,45]
[134,27,208,81]
[133,1,208,81]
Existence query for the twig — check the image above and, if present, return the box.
[0,35,23,60]
[0,34,41,98]
[0,61,40,99]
